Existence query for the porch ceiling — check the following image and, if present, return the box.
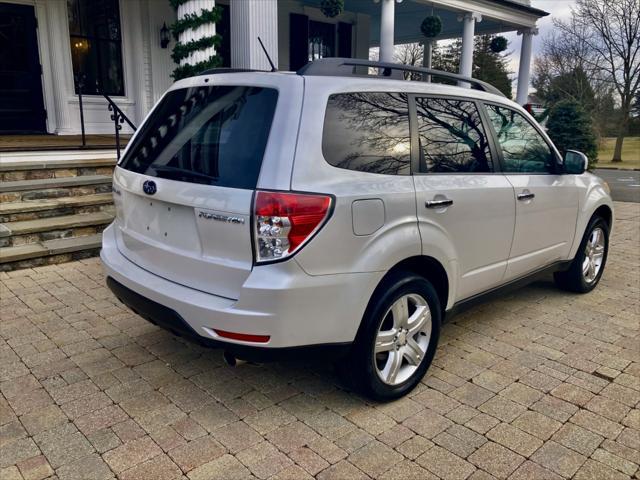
[303,0,548,46]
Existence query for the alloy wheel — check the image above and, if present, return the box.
[374,293,432,385]
[582,227,605,283]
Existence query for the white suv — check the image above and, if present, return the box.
[101,59,613,400]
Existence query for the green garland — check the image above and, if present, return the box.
[168,0,190,8]
[168,2,223,81]
[172,56,222,81]
[171,35,221,63]
[170,8,222,39]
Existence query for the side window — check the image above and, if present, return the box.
[415,97,493,173]
[485,104,556,174]
[322,93,411,175]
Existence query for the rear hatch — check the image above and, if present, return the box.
[112,74,302,299]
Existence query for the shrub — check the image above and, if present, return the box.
[546,99,598,168]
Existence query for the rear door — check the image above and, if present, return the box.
[412,96,515,301]
[482,103,579,280]
[112,74,302,299]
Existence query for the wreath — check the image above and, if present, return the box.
[320,0,344,18]
[420,16,442,38]
[490,36,508,53]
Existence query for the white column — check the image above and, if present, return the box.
[422,40,433,69]
[45,0,74,134]
[516,28,537,105]
[230,0,278,70]
[458,12,481,86]
[379,0,395,62]
[422,40,433,81]
[177,0,217,66]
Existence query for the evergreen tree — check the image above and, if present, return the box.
[430,36,512,98]
[431,40,461,74]
[546,100,598,167]
[472,35,512,99]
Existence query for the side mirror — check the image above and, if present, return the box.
[563,150,588,174]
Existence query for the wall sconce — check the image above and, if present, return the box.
[160,22,170,49]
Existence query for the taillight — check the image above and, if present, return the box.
[253,190,332,263]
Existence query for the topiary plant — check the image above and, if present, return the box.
[490,36,508,53]
[546,99,598,168]
[420,16,442,38]
[320,0,344,18]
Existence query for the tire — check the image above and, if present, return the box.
[554,216,609,293]
[339,271,441,401]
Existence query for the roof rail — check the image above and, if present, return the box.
[198,68,266,76]
[296,58,506,97]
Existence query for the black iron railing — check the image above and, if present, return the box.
[103,93,137,160]
[74,74,87,148]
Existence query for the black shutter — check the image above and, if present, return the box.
[337,22,353,58]
[289,13,309,70]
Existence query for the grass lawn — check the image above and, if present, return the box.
[596,137,640,169]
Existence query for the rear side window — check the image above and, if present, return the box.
[415,97,493,173]
[120,86,278,189]
[322,93,411,175]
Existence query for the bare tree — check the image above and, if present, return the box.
[394,43,424,79]
[555,0,640,162]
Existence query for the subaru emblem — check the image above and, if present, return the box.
[143,180,157,195]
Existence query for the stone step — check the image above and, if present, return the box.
[0,156,116,171]
[0,175,112,193]
[1,211,114,237]
[0,193,114,222]
[0,151,115,184]
[0,233,103,270]
[0,175,112,203]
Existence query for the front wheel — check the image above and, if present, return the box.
[554,216,609,293]
[340,271,441,401]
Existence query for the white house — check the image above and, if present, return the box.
[0,0,548,137]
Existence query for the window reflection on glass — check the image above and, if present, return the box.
[415,98,493,173]
[67,0,124,96]
[322,93,411,175]
[485,105,555,174]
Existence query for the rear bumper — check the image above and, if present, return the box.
[101,223,382,353]
[106,276,350,361]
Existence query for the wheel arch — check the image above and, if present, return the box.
[569,186,614,259]
[593,204,613,229]
[360,255,451,322]
[351,254,451,349]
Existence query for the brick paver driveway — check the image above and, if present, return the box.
[1,201,638,480]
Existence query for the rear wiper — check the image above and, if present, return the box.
[150,165,217,182]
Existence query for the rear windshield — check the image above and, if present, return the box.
[119,85,278,189]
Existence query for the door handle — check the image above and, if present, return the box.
[517,191,535,201]
[426,199,453,209]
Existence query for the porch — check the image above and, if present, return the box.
[0,0,547,140]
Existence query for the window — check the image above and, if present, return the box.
[484,104,556,173]
[119,86,278,189]
[322,93,411,175]
[67,0,124,96]
[415,97,493,173]
[309,21,335,61]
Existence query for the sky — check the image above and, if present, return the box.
[503,0,576,89]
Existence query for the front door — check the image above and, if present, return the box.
[0,3,46,133]
[412,96,516,302]
[482,103,579,280]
